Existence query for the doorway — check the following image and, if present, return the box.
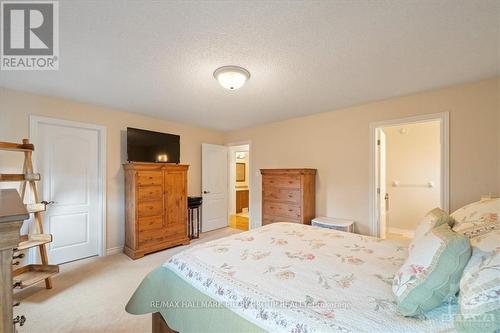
[201,142,252,233]
[228,144,250,231]
[369,113,449,239]
[30,116,106,264]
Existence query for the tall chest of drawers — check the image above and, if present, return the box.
[123,163,190,259]
[260,169,316,225]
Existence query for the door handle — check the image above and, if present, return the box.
[203,191,210,194]
[41,200,55,211]
[384,193,389,211]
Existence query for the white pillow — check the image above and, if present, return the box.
[454,229,500,332]
[408,208,453,252]
[451,198,500,238]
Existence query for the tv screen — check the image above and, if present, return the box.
[127,127,180,163]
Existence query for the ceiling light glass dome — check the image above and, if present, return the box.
[213,66,250,90]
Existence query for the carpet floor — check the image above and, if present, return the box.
[14,227,241,333]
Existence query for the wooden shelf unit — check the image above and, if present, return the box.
[0,139,57,290]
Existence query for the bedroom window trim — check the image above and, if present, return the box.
[368,112,450,238]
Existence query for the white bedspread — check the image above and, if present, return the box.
[165,223,457,333]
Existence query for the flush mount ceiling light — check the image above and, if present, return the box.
[213,66,250,90]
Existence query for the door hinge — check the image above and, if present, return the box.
[377,139,381,146]
[377,188,380,194]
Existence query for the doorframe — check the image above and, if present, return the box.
[29,115,107,259]
[226,140,252,229]
[368,112,449,237]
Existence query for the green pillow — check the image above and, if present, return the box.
[392,224,471,316]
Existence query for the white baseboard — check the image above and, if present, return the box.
[106,246,123,256]
[387,227,414,238]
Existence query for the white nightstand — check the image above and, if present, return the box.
[311,217,355,233]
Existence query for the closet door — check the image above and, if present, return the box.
[164,168,187,238]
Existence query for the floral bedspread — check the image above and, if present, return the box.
[165,223,456,333]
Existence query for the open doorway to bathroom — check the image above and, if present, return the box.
[228,144,250,231]
[370,113,449,242]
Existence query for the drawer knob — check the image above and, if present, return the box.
[13,315,26,326]
[13,253,25,260]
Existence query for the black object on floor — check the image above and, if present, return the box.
[188,196,202,239]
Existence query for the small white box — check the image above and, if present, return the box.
[311,217,355,233]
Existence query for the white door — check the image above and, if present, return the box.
[377,129,388,239]
[202,143,228,232]
[33,118,102,264]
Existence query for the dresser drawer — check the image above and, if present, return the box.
[263,175,300,189]
[263,214,301,225]
[138,225,185,246]
[263,202,301,219]
[137,172,163,186]
[137,200,163,217]
[138,229,166,246]
[137,186,163,201]
[137,216,163,231]
[263,188,300,204]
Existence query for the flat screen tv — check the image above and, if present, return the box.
[127,127,180,163]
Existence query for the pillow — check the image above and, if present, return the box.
[392,223,471,317]
[409,208,454,252]
[454,229,500,333]
[451,198,500,238]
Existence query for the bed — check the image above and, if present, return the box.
[126,222,458,332]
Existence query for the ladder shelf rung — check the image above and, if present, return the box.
[16,234,53,251]
[12,264,59,289]
[0,173,41,182]
[25,203,47,214]
[0,141,34,152]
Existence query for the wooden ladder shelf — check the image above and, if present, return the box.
[0,139,59,290]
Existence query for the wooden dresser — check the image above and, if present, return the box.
[260,169,316,225]
[123,163,190,259]
[0,189,29,333]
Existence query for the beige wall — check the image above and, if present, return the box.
[225,78,500,235]
[1,77,498,249]
[498,80,500,192]
[0,88,224,251]
[384,122,441,233]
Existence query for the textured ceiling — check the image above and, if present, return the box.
[0,0,498,131]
